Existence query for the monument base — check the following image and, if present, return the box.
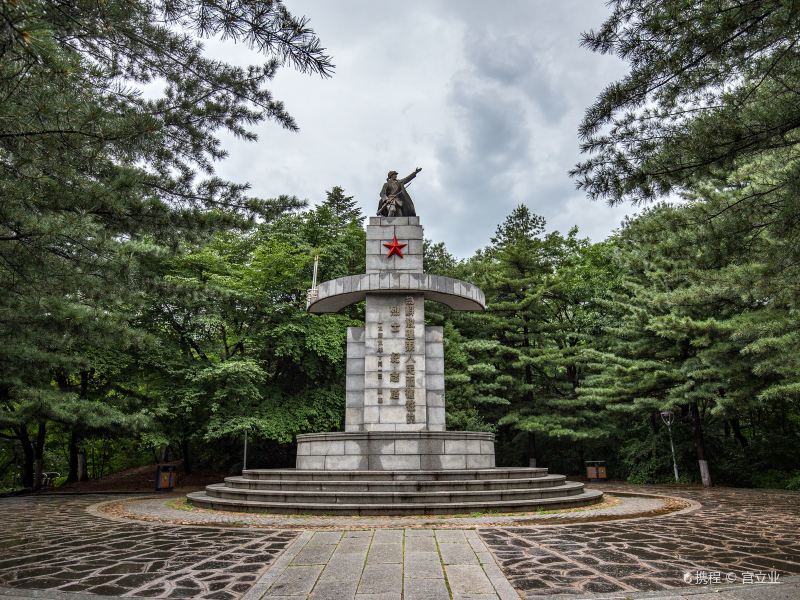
[187,430,603,514]
[296,431,494,471]
[186,466,603,514]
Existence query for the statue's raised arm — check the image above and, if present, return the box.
[400,167,422,185]
[377,167,422,217]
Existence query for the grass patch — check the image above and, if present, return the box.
[166,497,196,511]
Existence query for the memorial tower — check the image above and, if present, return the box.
[188,184,602,514]
[296,215,495,470]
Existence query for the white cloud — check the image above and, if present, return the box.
[205,0,634,256]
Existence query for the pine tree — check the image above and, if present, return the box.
[322,186,362,225]
[579,185,800,485]
[295,187,365,285]
[440,206,618,466]
[572,2,800,484]
[573,0,800,205]
[0,0,332,487]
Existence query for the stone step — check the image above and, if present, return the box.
[202,480,587,504]
[240,467,549,481]
[186,489,604,515]
[223,474,567,492]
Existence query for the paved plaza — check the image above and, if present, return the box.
[0,495,297,598]
[480,485,800,598]
[0,485,798,599]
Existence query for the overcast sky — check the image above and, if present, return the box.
[208,0,634,257]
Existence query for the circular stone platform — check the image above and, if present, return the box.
[186,466,603,515]
[187,430,604,515]
[95,491,696,529]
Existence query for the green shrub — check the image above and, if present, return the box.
[751,470,800,490]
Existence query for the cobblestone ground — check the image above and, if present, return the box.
[0,495,296,599]
[1,486,798,599]
[479,485,800,599]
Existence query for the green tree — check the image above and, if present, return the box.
[320,186,363,225]
[300,187,366,281]
[570,0,800,487]
[0,0,332,488]
[580,182,800,486]
[573,0,800,204]
[573,1,800,312]
[134,192,364,471]
[437,206,617,468]
[579,206,719,484]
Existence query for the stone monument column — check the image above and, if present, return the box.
[300,215,492,470]
[345,217,445,433]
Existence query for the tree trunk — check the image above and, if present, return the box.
[67,429,79,483]
[77,451,87,482]
[34,458,43,491]
[33,421,46,491]
[690,401,712,487]
[566,364,578,392]
[649,412,660,433]
[730,418,749,449]
[17,426,34,489]
[69,370,91,482]
[181,437,192,474]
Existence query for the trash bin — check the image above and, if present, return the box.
[155,464,177,491]
[585,461,607,482]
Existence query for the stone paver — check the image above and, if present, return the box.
[309,578,359,599]
[480,485,800,598]
[267,566,323,596]
[366,543,402,564]
[358,564,402,595]
[248,527,512,599]
[293,545,336,566]
[405,551,443,578]
[404,576,449,600]
[307,531,343,545]
[440,541,480,565]
[0,495,296,599]
[371,530,403,544]
[406,535,437,553]
[445,564,496,595]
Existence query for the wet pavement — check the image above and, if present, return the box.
[0,485,798,599]
[479,485,800,598]
[0,495,296,599]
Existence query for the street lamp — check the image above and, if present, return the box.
[660,410,680,482]
[243,429,248,472]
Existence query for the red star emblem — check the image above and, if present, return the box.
[383,235,407,258]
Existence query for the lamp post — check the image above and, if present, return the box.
[660,410,679,482]
[243,429,248,472]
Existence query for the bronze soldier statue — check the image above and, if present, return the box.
[377,167,422,217]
